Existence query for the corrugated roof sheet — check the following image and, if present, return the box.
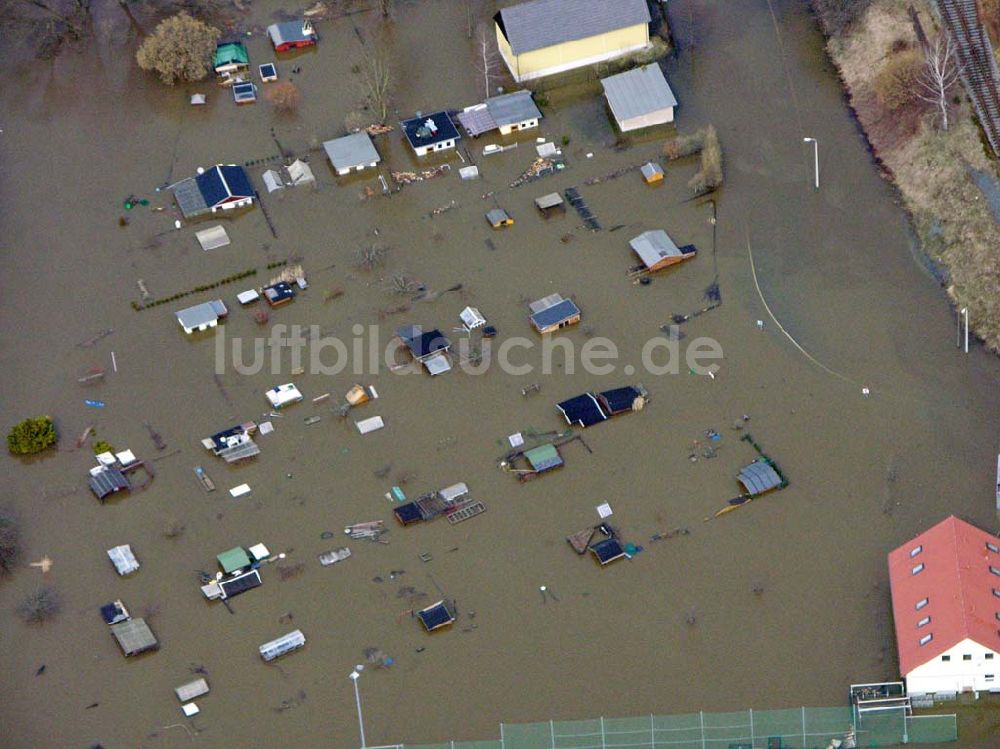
[888,515,1000,676]
[737,461,782,496]
[601,64,677,123]
[498,0,649,55]
[89,468,130,500]
[323,132,381,170]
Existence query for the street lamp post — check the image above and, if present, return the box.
[349,665,367,748]
[961,307,969,353]
[803,137,819,190]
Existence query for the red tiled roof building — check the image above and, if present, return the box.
[888,516,1000,695]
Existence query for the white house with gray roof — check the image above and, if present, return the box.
[457,90,542,137]
[494,0,651,82]
[601,64,678,132]
[323,132,381,175]
[175,300,228,334]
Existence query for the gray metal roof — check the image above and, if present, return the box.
[485,90,541,127]
[601,64,678,123]
[737,461,783,496]
[89,468,130,500]
[171,177,209,218]
[629,229,681,268]
[498,0,650,55]
[176,301,220,330]
[323,132,381,170]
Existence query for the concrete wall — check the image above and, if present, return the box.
[905,638,1000,695]
[497,23,650,82]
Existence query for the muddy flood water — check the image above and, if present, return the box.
[2,1,999,747]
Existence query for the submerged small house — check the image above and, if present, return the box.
[170,165,255,219]
[267,19,317,52]
[737,460,784,496]
[102,601,158,657]
[214,42,249,80]
[323,132,381,175]
[260,629,306,661]
[401,112,460,156]
[629,230,696,273]
[486,208,514,228]
[396,325,452,375]
[418,600,457,632]
[529,293,581,334]
[263,281,296,306]
[266,383,303,409]
[175,300,228,334]
[523,443,564,475]
[457,90,542,136]
[601,64,678,132]
[556,393,607,428]
[494,0,651,82]
[202,422,260,463]
[89,467,130,502]
[556,385,647,428]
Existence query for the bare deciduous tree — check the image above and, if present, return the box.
[360,46,393,123]
[376,0,391,19]
[473,22,503,99]
[915,35,962,131]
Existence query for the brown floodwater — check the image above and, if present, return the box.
[1,1,999,747]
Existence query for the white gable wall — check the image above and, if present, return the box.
[905,637,1000,695]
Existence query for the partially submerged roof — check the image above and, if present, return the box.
[535,192,564,210]
[629,229,683,268]
[397,325,451,359]
[401,112,460,149]
[214,42,248,68]
[602,64,678,122]
[176,301,223,330]
[107,545,140,576]
[89,468,130,500]
[323,132,381,170]
[556,393,608,428]
[487,90,541,126]
[530,297,580,330]
[598,386,643,414]
[111,617,158,656]
[737,461,783,496]
[496,0,650,55]
[217,546,251,574]
[525,443,563,472]
[889,516,1000,675]
[195,225,230,251]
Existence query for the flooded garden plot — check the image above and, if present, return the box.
[0,1,999,748]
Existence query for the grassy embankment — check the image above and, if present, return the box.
[817,0,1000,351]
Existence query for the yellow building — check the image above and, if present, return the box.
[494,0,651,82]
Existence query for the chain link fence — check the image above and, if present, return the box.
[372,705,956,749]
